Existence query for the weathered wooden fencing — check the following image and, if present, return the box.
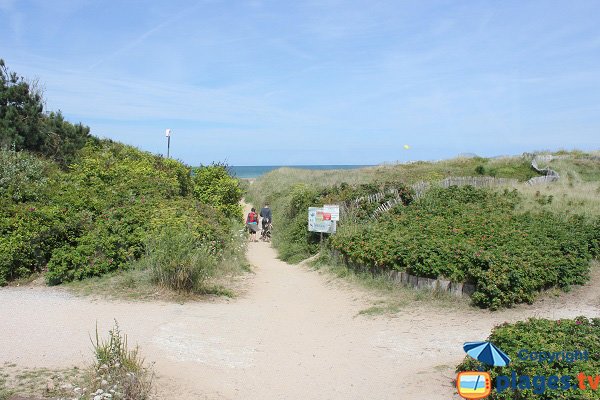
[371,177,518,217]
[330,250,475,297]
[527,155,560,185]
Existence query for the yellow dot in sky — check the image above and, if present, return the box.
[403,144,410,150]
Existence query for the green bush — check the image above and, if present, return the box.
[143,227,217,292]
[0,149,55,202]
[0,61,244,287]
[0,141,238,286]
[256,180,414,263]
[456,317,600,399]
[193,163,243,220]
[330,186,597,309]
[0,203,78,285]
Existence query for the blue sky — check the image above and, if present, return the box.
[1,0,599,165]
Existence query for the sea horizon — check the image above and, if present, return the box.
[230,165,373,179]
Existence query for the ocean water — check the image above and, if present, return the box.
[230,165,371,179]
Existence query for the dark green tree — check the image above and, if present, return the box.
[0,59,92,165]
[0,59,45,151]
[41,111,91,165]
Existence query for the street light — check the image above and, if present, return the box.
[165,129,172,158]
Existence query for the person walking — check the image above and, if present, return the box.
[260,203,272,230]
[246,207,259,242]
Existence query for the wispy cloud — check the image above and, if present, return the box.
[2,0,599,164]
[88,0,205,71]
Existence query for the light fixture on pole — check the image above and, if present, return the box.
[165,129,172,158]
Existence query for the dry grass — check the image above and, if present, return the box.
[515,180,600,217]
[309,252,471,316]
[0,362,85,400]
[65,263,245,303]
[246,152,578,208]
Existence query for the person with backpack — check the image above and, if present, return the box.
[260,203,273,241]
[260,203,272,230]
[246,207,259,242]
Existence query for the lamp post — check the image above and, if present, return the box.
[165,129,171,158]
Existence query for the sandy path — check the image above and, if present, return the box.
[1,213,599,399]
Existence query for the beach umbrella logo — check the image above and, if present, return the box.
[463,341,511,367]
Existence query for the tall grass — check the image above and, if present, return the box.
[515,181,600,217]
[140,227,217,292]
[90,320,153,400]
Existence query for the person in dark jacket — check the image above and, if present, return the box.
[260,203,272,230]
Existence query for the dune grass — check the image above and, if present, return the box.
[246,154,542,209]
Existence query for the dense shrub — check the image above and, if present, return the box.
[456,317,600,399]
[0,61,244,287]
[330,186,598,309]
[193,163,243,220]
[273,184,323,262]
[42,143,236,285]
[143,227,217,292]
[0,204,77,285]
[0,149,55,202]
[0,141,239,285]
[259,181,414,263]
[41,111,91,166]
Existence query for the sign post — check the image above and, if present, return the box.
[308,206,338,244]
[165,129,172,158]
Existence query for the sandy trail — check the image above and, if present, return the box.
[1,211,599,399]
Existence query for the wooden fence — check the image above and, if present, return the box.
[330,250,475,297]
[527,155,560,185]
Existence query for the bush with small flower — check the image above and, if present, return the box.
[330,186,599,309]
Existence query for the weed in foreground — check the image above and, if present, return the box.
[89,320,154,400]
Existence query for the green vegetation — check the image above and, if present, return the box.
[248,151,600,309]
[1,59,92,166]
[456,317,600,399]
[193,163,244,219]
[331,186,598,309]
[0,59,245,294]
[91,321,153,400]
[145,227,217,292]
[247,155,540,207]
